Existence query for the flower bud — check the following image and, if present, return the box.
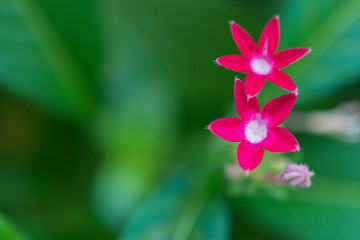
[281,164,314,188]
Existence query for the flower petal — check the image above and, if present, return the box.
[237,141,264,173]
[259,15,280,56]
[216,55,250,73]
[267,70,297,92]
[245,74,266,98]
[208,117,244,142]
[261,93,297,127]
[231,21,258,57]
[263,127,299,152]
[235,79,260,120]
[274,48,311,69]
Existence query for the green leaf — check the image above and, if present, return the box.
[92,78,179,228]
[33,0,101,77]
[119,171,231,240]
[0,0,95,120]
[0,213,28,240]
[297,134,360,182]
[92,0,181,229]
[191,197,231,240]
[237,180,360,240]
[234,133,360,239]
[92,163,148,230]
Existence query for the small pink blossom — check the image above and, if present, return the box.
[209,79,299,173]
[216,15,311,98]
[281,164,314,188]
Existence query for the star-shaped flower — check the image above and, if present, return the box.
[216,16,311,99]
[209,79,299,173]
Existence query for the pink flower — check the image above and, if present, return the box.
[216,16,311,99]
[209,79,299,173]
[281,164,314,188]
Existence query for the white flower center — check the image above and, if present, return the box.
[245,116,268,144]
[250,58,272,75]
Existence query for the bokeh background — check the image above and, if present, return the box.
[1,0,360,239]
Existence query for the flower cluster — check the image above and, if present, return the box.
[209,16,314,186]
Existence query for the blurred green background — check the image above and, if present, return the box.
[1,0,360,239]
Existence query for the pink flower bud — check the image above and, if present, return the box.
[281,164,314,188]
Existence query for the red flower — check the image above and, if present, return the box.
[216,16,311,99]
[209,79,299,173]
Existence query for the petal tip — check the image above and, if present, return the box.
[235,77,243,84]
[288,91,298,100]
[207,122,215,133]
[245,169,251,176]
[293,88,298,96]
[246,94,254,102]
[295,145,301,152]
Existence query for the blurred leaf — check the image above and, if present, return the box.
[191,197,231,240]
[92,163,146,230]
[235,133,360,239]
[33,0,101,77]
[267,0,360,107]
[92,79,178,228]
[92,0,180,229]
[0,0,95,120]
[0,213,28,240]
[237,185,360,240]
[119,171,230,240]
[297,134,360,182]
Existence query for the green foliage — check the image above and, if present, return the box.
[120,170,230,240]
[91,0,180,228]
[237,196,360,240]
[0,0,96,120]
[0,214,27,240]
